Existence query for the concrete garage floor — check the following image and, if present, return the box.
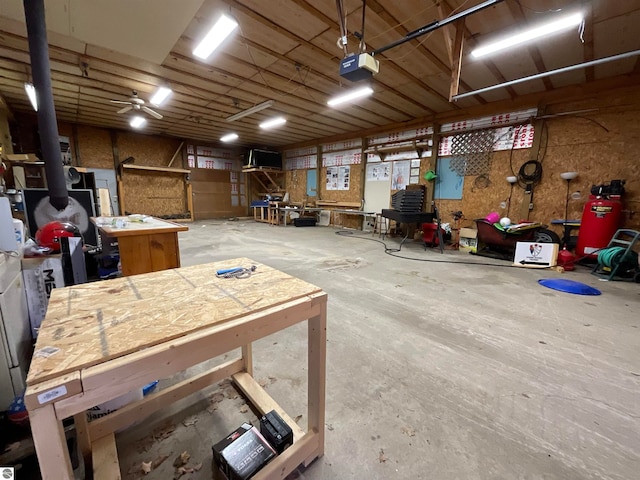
[115,219,639,480]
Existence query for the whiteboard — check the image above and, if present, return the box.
[364,164,391,213]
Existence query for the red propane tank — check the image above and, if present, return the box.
[576,196,623,259]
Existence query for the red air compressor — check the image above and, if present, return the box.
[576,180,625,259]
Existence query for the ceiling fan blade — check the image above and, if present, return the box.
[142,106,163,119]
[110,100,131,104]
[117,105,133,114]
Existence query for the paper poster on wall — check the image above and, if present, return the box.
[392,160,410,190]
[366,163,390,181]
[411,159,421,168]
[434,157,464,199]
[326,165,350,190]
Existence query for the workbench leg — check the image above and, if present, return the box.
[30,403,74,480]
[305,301,327,466]
[74,412,92,474]
[242,344,253,376]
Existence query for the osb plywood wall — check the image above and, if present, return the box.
[318,164,364,204]
[285,169,309,203]
[117,132,182,168]
[122,170,186,217]
[74,125,113,169]
[31,120,189,217]
[541,92,640,231]
[433,85,640,233]
[318,164,364,229]
[434,149,531,228]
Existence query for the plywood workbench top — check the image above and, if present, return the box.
[27,258,322,386]
[91,216,188,237]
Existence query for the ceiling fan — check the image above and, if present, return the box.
[110,90,163,119]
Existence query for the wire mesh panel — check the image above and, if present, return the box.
[448,128,495,176]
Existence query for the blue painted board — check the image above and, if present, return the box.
[307,169,317,197]
[434,158,464,200]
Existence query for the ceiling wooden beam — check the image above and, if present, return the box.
[506,0,553,91]
[235,32,433,116]
[365,0,484,104]
[437,2,456,67]
[442,0,517,100]
[582,0,595,82]
[250,0,446,110]
[449,20,465,102]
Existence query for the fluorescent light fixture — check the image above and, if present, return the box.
[24,83,37,111]
[220,133,239,142]
[471,12,583,58]
[327,86,373,107]
[130,116,146,128]
[259,117,287,129]
[226,100,274,122]
[193,14,238,60]
[150,86,172,106]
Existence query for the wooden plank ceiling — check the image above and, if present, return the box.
[0,0,639,148]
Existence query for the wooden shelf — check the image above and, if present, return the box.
[364,137,433,161]
[118,164,194,221]
[121,164,190,174]
[242,167,284,173]
[316,200,362,208]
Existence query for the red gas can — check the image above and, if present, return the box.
[557,248,576,271]
[576,196,623,259]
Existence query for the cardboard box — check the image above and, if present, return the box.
[213,423,276,480]
[459,227,478,253]
[513,242,559,268]
[21,255,66,338]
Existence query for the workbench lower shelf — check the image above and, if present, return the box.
[88,367,322,480]
[24,259,327,480]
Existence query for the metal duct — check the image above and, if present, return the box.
[23,0,68,210]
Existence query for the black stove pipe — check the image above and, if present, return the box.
[23,0,68,210]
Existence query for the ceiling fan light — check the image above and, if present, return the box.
[259,117,286,129]
[471,12,583,58]
[220,133,239,142]
[327,86,373,107]
[130,116,146,128]
[24,83,38,111]
[150,86,172,106]
[193,14,238,60]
